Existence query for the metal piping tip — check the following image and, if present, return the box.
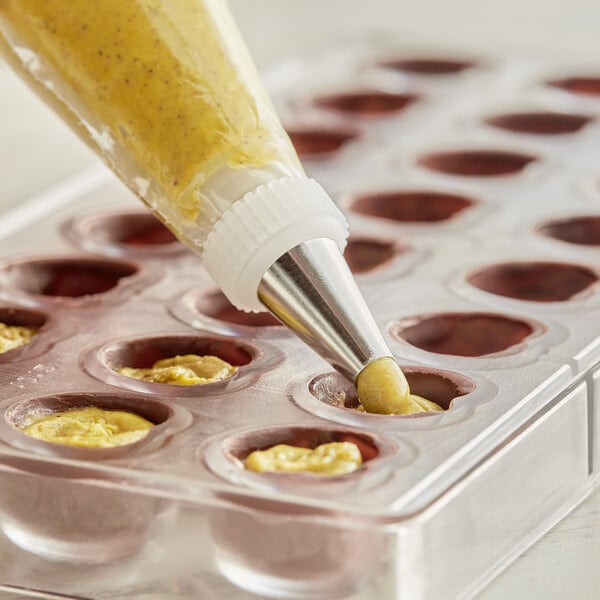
[258,238,392,382]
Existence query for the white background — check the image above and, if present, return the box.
[1,1,600,598]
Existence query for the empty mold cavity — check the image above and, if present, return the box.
[192,289,282,328]
[0,393,186,562]
[65,210,183,255]
[286,127,358,158]
[379,57,474,75]
[418,150,536,177]
[348,190,475,222]
[547,77,600,96]
[390,312,538,357]
[485,111,592,135]
[313,91,418,116]
[0,256,138,299]
[467,261,599,302]
[91,334,261,395]
[344,237,403,274]
[310,367,475,414]
[537,216,600,246]
[0,305,47,360]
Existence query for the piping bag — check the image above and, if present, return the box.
[0,0,426,413]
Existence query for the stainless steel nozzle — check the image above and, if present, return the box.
[258,238,392,382]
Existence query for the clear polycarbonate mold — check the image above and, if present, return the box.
[0,36,599,600]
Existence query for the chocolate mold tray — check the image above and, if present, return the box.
[0,40,599,600]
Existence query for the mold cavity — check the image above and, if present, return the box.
[0,306,46,330]
[390,312,536,357]
[485,112,592,135]
[467,261,599,302]
[547,77,600,96]
[3,392,175,458]
[537,216,600,246]
[0,305,47,358]
[348,190,474,222]
[313,92,418,116]
[286,127,358,158]
[223,426,382,469]
[418,150,536,177]
[344,237,401,274]
[0,392,187,563]
[309,368,475,413]
[0,257,138,298]
[194,289,282,328]
[379,58,474,75]
[100,212,176,246]
[64,211,184,257]
[98,334,255,383]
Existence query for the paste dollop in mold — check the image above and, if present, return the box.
[89,334,264,395]
[295,366,478,428]
[0,305,47,359]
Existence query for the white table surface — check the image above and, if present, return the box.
[1,2,599,598]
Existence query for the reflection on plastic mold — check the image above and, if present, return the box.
[390,312,538,357]
[89,334,265,396]
[344,237,404,274]
[467,261,599,302]
[537,216,600,246]
[484,112,592,135]
[286,127,359,158]
[63,210,184,257]
[313,91,418,116]
[547,77,600,96]
[348,190,475,223]
[208,495,382,599]
[378,57,475,75]
[0,461,175,563]
[0,256,139,299]
[418,150,536,177]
